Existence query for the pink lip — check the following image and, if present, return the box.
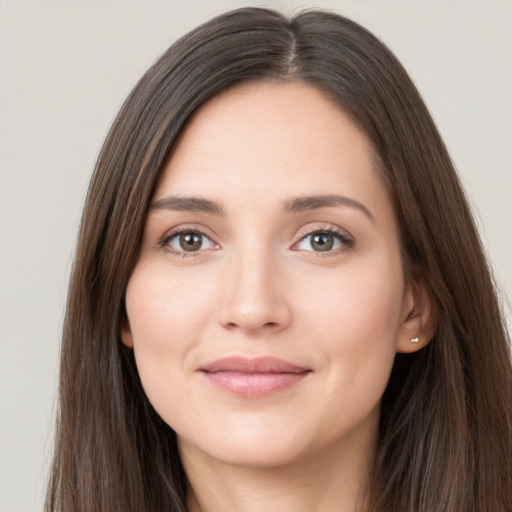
[199,356,311,398]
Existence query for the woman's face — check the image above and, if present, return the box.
[122,82,421,469]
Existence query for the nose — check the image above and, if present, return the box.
[217,246,291,334]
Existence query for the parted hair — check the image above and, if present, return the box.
[46,7,512,512]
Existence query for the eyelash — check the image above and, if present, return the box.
[159,226,218,258]
[159,224,354,257]
[293,224,354,256]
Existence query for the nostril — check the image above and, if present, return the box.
[218,288,292,333]
[223,320,281,332]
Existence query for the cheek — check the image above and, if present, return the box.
[299,256,404,380]
[123,265,214,432]
[123,263,216,402]
[125,263,213,349]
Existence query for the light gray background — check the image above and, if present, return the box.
[1,1,511,511]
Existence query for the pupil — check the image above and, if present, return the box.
[312,233,333,251]
[180,232,202,251]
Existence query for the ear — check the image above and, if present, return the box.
[120,320,134,349]
[396,276,438,354]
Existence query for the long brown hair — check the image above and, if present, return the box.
[46,7,512,511]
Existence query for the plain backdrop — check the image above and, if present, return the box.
[1,1,511,511]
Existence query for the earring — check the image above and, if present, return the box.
[410,337,419,344]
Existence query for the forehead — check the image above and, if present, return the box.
[155,81,388,216]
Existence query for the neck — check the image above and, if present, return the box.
[181,432,375,512]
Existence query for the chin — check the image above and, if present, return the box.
[182,439,308,470]
[177,417,317,469]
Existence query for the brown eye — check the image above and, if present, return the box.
[166,230,216,253]
[293,229,352,253]
[179,232,203,251]
[311,233,334,251]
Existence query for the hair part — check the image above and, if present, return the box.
[46,7,512,512]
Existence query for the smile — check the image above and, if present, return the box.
[198,356,312,398]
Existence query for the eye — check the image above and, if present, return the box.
[293,229,352,253]
[164,229,217,253]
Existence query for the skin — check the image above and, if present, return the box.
[122,82,434,512]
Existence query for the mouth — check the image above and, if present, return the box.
[198,356,312,398]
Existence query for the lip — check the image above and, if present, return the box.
[198,356,311,398]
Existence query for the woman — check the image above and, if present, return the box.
[45,7,512,512]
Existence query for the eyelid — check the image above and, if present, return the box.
[291,223,354,253]
[157,222,353,257]
[159,224,220,255]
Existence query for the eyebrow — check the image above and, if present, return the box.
[285,194,375,223]
[151,196,224,215]
[150,193,375,222]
